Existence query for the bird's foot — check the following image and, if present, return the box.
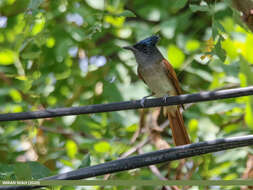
[140,98,146,107]
[140,95,152,107]
[162,95,169,103]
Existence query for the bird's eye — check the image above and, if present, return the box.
[142,45,147,53]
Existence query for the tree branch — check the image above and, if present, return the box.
[232,0,253,32]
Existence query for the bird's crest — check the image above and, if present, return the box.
[134,35,159,48]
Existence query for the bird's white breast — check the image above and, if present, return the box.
[138,62,175,97]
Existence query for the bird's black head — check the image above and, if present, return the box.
[123,35,160,54]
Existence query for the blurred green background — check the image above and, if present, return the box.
[0,0,253,189]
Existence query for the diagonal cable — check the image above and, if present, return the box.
[1,135,253,190]
[0,86,253,121]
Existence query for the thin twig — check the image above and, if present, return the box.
[138,148,175,190]
[220,115,244,128]
[121,137,150,158]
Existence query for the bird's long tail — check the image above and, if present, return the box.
[166,106,190,146]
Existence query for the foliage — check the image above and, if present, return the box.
[0,0,253,189]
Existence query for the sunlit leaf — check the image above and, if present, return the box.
[126,124,137,132]
[168,44,185,68]
[224,173,238,180]
[65,140,78,159]
[221,17,235,32]
[12,105,23,112]
[239,57,253,128]
[104,16,124,27]
[242,34,253,64]
[32,13,45,35]
[15,75,27,80]
[208,162,232,176]
[245,101,253,129]
[188,119,198,141]
[60,159,73,167]
[46,37,55,48]
[9,89,22,103]
[94,141,110,153]
[47,96,57,105]
[221,38,237,60]
[0,49,16,65]
[185,39,200,52]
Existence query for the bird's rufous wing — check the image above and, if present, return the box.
[137,66,146,84]
[162,59,189,145]
[161,59,182,96]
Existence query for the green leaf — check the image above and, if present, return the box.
[215,21,226,33]
[116,10,136,17]
[198,118,219,140]
[21,50,41,59]
[189,4,209,12]
[212,20,226,39]
[0,164,14,179]
[79,154,91,168]
[28,0,44,10]
[28,162,51,179]
[214,37,226,62]
[61,186,76,190]
[186,67,213,82]
[14,163,32,180]
[13,162,50,180]
[56,39,73,61]
[171,0,188,11]
[205,103,241,114]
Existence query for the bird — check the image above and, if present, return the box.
[123,35,190,146]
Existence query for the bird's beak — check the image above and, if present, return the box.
[123,46,134,51]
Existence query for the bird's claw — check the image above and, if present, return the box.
[140,95,153,107]
[140,97,146,107]
[162,95,169,103]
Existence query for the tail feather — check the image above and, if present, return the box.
[167,106,190,146]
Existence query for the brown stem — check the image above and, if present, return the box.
[232,0,253,32]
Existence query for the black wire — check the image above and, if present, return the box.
[0,86,253,122]
[1,135,253,190]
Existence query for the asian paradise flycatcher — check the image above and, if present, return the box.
[123,35,190,146]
